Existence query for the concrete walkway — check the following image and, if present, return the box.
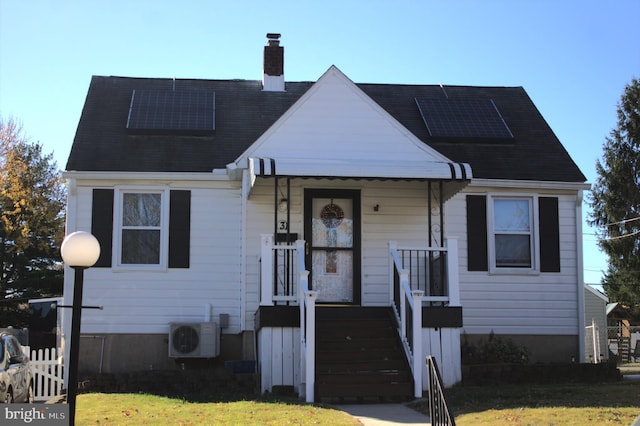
[335,403,430,425]
[335,372,640,425]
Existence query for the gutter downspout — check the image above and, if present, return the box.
[240,169,249,332]
[576,190,586,362]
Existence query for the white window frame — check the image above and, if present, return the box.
[112,185,170,271]
[487,193,540,275]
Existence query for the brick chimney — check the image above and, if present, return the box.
[263,33,284,92]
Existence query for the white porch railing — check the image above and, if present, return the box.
[295,240,317,403]
[259,235,460,401]
[260,234,300,306]
[388,242,423,398]
[260,235,316,402]
[27,347,64,402]
[388,237,460,397]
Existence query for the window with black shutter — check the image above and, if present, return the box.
[466,194,560,273]
[90,188,190,269]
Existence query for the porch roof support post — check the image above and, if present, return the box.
[411,289,424,398]
[273,176,278,238]
[445,237,460,306]
[260,234,274,306]
[304,290,318,403]
[296,240,306,290]
[439,180,444,247]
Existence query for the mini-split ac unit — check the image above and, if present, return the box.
[168,322,219,358]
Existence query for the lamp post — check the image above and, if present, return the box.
[60,231,100,426]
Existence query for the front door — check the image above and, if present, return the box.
[304,189,361,304]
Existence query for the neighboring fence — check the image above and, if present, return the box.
[607,325,640,364]
[27,347,64,402]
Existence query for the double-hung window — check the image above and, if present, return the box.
[490,197,534,269]
[115,187,169,269]
[121,192,164,265]
[91,187,191,269]
[467,194,559,274]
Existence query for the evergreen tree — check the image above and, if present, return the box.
[0,118,66,327]
[589,78,640,317]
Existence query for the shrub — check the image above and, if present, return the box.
[462,331,529,365]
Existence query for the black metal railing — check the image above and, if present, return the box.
[273,244,298,304]
[406,298,414,349]
[393,265,401,317]
[399,248,448,303]
[391,255,413,350]
[426,356,456,426]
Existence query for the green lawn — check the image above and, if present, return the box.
[411,379,640,425]
[74,379,640,425]
[76,393,361,426]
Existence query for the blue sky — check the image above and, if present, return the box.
[1,0,639,287]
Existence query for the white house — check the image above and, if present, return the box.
[62,34,588,401]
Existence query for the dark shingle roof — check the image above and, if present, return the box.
[66,76,586,182]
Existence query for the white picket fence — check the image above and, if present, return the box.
[26,347,64,402]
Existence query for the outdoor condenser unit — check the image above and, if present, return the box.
[168,322,219,358]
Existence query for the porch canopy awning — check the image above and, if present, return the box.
[243,157,472,200]
[247,157,472,181]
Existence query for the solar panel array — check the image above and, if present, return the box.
[415,97,513,140]
[127,90,215,135]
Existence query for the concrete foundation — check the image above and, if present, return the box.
[77,331,254,375]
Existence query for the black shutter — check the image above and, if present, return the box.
[91,189,114,267]
[539,197,560,272]
[169,190,191,268]
[466,195,488,271]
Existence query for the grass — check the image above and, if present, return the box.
[76,393,361,426]
[75,375,640,425]
[410,378,640,425]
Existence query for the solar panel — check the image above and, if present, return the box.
[415,97,513,140]
[127,90,215,135]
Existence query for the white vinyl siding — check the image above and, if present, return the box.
[450,188,581,336]
[69,181,243,334]
[241,66,450,166]
[69,177,582,341]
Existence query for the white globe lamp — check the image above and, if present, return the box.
[61,231,101,268]
[61,230,101,425]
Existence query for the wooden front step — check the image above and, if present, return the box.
[315,306,413,402]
